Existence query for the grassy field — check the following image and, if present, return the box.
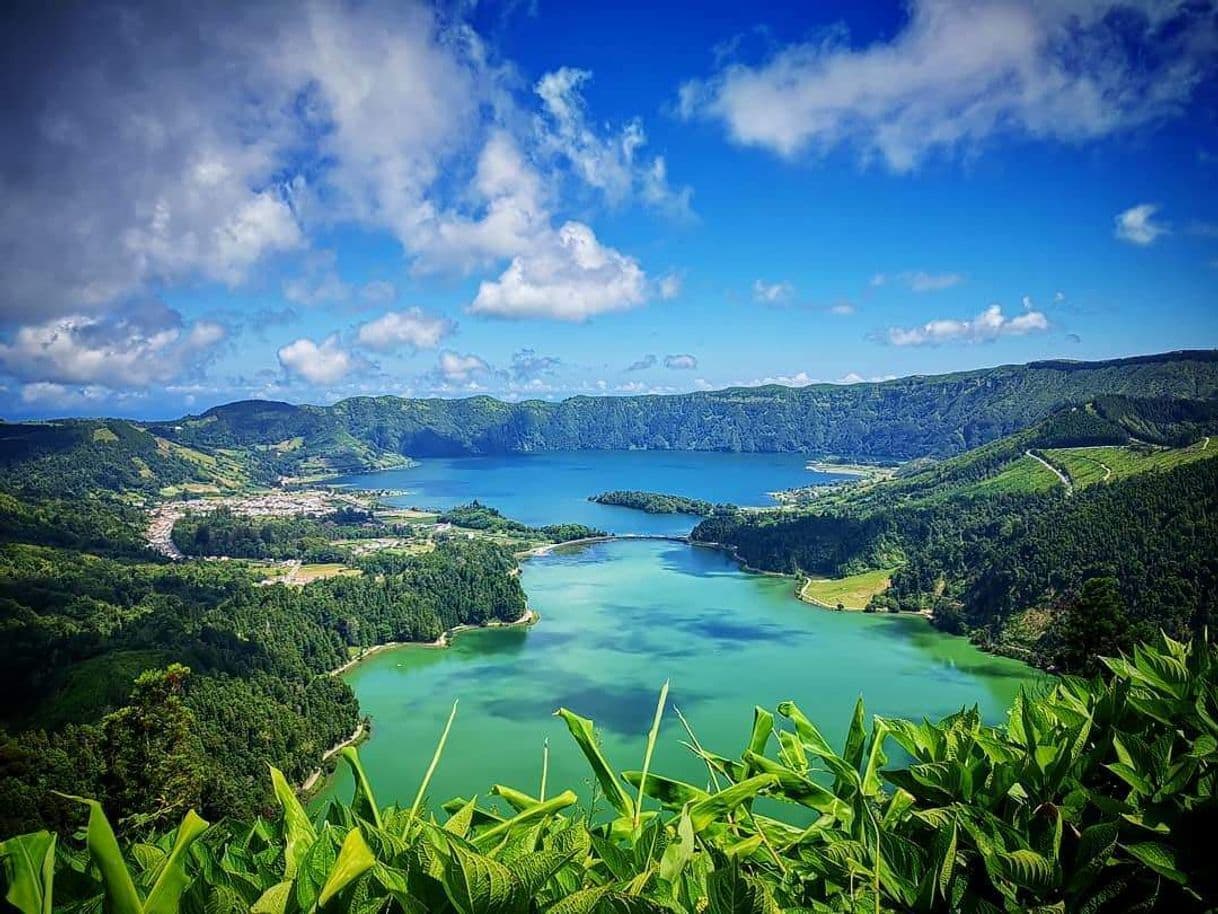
[295,563,362,582]
[800,567,896,610]
[960,454,1062,496]
[1045,440,1215,488]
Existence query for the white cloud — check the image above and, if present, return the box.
[1054,290,1067,303]
[1115,203,1168,245]
[436,350,491,381]
[884,304,1049,346]
[829,302,855,315]
[752,279,795,304]
[1021,295,1035,310]
[747,371,815,387]
[679,1,1214,170]
[658,273,682,300]
[534,67,692,217]
[277,335,354,384]
[0,308,227,389]
[1,2,675,336]
[664,354,698,370]
[469,221,648,321]
[19,382,109,408]
[900,271,964,292]
[356,308,455,351]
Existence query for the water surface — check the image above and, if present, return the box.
[322,536,1044,814]
[334,450,833,535]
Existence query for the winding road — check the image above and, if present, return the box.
[1026,449,1072,494]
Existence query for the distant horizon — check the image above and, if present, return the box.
[8,346,1216,425]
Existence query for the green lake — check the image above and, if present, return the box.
[323,452,1045,815]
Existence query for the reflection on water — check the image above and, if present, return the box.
[320,538,1043,813]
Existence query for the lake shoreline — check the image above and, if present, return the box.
[327,606,539,678]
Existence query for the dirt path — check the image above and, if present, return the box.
[1026,449,1073,494]
[301,721,366,792]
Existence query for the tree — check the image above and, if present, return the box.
[1053,576,1130,675]
[100,664,207,826]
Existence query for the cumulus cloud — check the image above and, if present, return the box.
[1115,203,1169,245]
[277,335,355,384]
[355,308,455,352]
[436,350,491,381]
[626,354,658,372]
[0,1,675,337]
[753,279,795,304]
[469,221,648,321]
[884,304,1049,346]
[0,307,228,389]
[534,67,693,218]
[664,354,698,370]
[679,1,1215,170]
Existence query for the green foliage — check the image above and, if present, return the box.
[1052,577,1130,675]
[694,431,1218,671]
[0,521,527,835]
[171,507,391,562]
[3,634,1215,912]
[158,351,1218,460]
[590,491,735,516]
[441,501,605,543]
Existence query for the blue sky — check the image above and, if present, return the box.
[1,0,1216,419]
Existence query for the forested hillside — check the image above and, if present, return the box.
[693,402,1218,667]
[0,493,527,836]
[158,350,1218,461]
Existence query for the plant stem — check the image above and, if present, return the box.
[634,680,669,832]
[407,699,458,830]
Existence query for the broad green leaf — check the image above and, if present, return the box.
[621,771,709,808]
[250,881,294,914]
[843,697,867,770]
[64,795,143,914]
[688,774,778,831]
[445,797,478,837]
[658,808,695,885]
[143,809,210,914]
[317,827,376,908]
[473,791,578,847]
[1123,842,1187,884]
[554,708,634,819]
[706,864,778,914]
[0,831,55,914]
[269,766,317,880]
[339,747,383,830]
[443,839,522,914]
[776,702,835,758]
[998,848,1058,893]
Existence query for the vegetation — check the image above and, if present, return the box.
[693,403,1218,670]
[0,488,528,835]
[171,507,394,562]
[440,502,605,543]
[1045,439,1214,489]
[800,568,897,611]
[154,351,1218,460]
[590,491,734,516]
[2,634,1215,912]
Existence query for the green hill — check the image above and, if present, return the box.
[158,350,1218,461]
